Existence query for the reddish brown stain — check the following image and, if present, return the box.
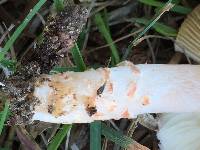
[64,74,68,80]
[131,65,140,74]
[107,82,113,93]
[82,96,98,116]
[73,94,76,100]
[127,82,136,98]
[83,96,96,108]
[122,109,130,118]
[119,61,140,74]
[48,79,72,117]
[108,103,117,112]
[86,105,97,116]
[142,96,150,106]
[99,68,110,81]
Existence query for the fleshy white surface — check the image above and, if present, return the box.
[32,62,200,123]
[157,113,200,150]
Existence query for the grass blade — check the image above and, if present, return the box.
[102,123,148,149]
[53,0,64,12]
[131,18,178,37]
[71,43,86,71]
[0,59,16,71]
[48,64,79,149]
[101,9,110,32]
[0,100,9,135]
[90,121,101,150]
[94,12,120,64]
[123,0,173,60]
[0,0,46,61]
[47,124,72,150]
[71,43,102,150]
[139,0,192,14]
[101,123,133,148]
[71,41,102,150]
[77,30,87,50]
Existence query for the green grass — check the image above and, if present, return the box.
[90,121,101,150]
[71,43,87,71]
[0,0,120,149]
[0,59,16,72]
[0,100,9,135]
[122,0,173,60]
[71,42,102,150]
[47,124,72,150]
[0,0,46,62]
[47,42,86,150]
[94,12,120,64]
[139,0,192,14]
[0,0,46,136]
[127,17,178,37]
[101,123,136,148]
[53,0,65,12]
[48,41,88,150]
[0,1,69,148]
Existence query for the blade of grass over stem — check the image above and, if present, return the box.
[0,0,46,62]
[139,0,192,14]
[47,124,72,150]
[90,121,101,150]
[49,63,80,149]
[0,101,9,135]
[94,12,120,64]
[71,43,86,71]
[122,0,174,60]
[71,43,102,150]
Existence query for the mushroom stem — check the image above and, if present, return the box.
[29,61,200,123]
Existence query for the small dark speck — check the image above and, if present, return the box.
[48,105,53,114]
[97,83,106,95]
[86,106,97,116]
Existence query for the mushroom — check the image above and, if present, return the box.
[175,4,200,62]
[7,61,197,124]
[2,61,200,149]
[157,113,200,150]
[157,4,200,150]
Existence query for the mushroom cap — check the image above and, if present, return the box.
[175,5,200,62]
